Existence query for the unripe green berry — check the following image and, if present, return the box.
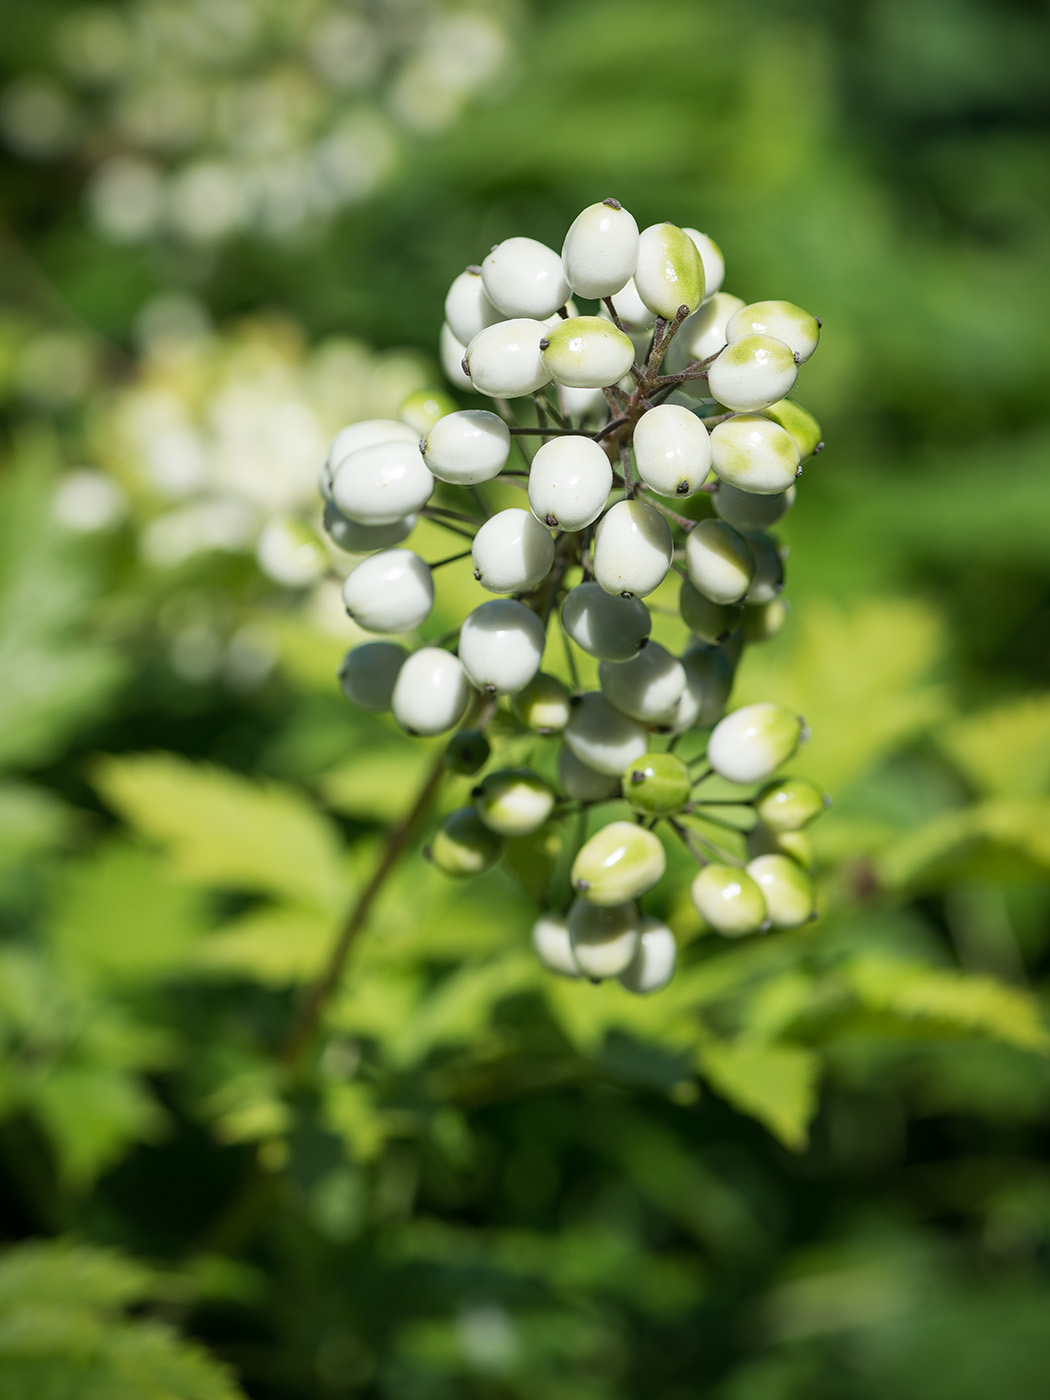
[742,596,790,644]
[617,917,677,994]
[427,807,504,878]
[746,824,815,869]
[622,752,691,815]
[444,729,491,776]
[511,672,572,733]
[754,777,830,832]
[707,703,805,785]
[474,768,556,837]
[399,387,457,434]
[743,532,785,604]
[541,315,636,389]
[567,897,640,978]
[680,577,743,645]
[745,853,816,928]
[710,415,801,495]
[690,863,767,936]
[571,820,666,905]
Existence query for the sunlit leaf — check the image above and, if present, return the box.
[698,1038,821,1150]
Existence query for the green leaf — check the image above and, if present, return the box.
[842,954,1050,1053]
[878,798,1050,890]
[0,782,72,871]
[0,443,124,774]
[319,745,438,823]
[31,1064,168,1191]
[195,905,336,985]
[92,753,349,913]
[697,1038,821,1150]
[940,694,1050,798]
[0,1240,247,1400]
[49,842,211,984]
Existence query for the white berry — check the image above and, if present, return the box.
[707,702,805,785]
[617,918,677,994]
[541,316,635,389]
[481,237,570,320]
[561,199,640,299]
[338,641,408,711]
[391,646,472,737]
[632,403,711,498]
[707,334,799,413]
[593,499,673,598]
[685,519,755,605]
[528,435,612,531]
[561,582,650,661]
[713,482,795,532]
[331,439,435,524]
[568,897,640,979]
[472,509,555,593]
[532,913,582,978]
[562,692,647,776]
[727,300,820,363]
[465,318,551,398]
[683,228,725,300]
[444,267,503,345]
[458,598,546,694]
[440,322,474,391]
[423,409,510,485]
[324,501,417,554]
[599,642,686,726]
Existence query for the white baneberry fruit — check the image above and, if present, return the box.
[599,642,687,726]
[707,334,799,413]
[324,501,417,554]
[331,439,435,524]
[458,598,546,694]
[634,222,705,319]
[528,435,612,531]
[474,768,556,836]
[685,518,755,605]
[709,415,802,495]
[444,267,503,345]
[440,322,474,391]
[593,499,674,598]
[691,864,768,936]
[707,703,805,784]
[558,744,622,801]
[680,578,743,645]
[669,292,746,375]
[541,316,635,389]
[561,582,651,661]
[742,596,790,644]
[428,807,503,877]
[561,199,640,299]
[754,777,829,832]
[568,897,640,979]
[321,418,420,498]
[609,276,657,333]
[727,300,820,364]
[632,403,711,498]
[391,646,472,737]
[341,549,434,633]
[532,912,582,978]
[465,318,551,398]
[571,820,666,905]
[745,853,816,928]
[558,382,607,421]
[338,641,408,712]
[713,482,795,532]
[682,228,725,300]
[617,917,677,994]
[747,823,815,869]
[422,408,510,485]
[482,237,570,320]
[743,531,785,603]
[472,509,555,593]
[511,672,572,733]
[680,643,736,728]
[562,691,648,776]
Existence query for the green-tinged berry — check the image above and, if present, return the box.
[727,301,820,364]
[568,897,641,978]
[427,807,504,877]
[532,912,582,978]
[541,315,636,389]
[743,532,785,604]
[707,703,805,785]
[755,777,829,832]
[399,387,457,434]
[713,481,795,532]
[635,222,705,319]
[593,498,674,598]
[474,768,556,837]
[745,853,816,927]
[563,691,649,777]
[511,672,572,733]
[339,642,408,712]
[562,583,651,661]
[558,744,623,801]
[622,752,691,815]
[571,820,666,905]
[444,729,491,776]
[685,518,755,605]
[742,596,790,643]
[680,577,743,644]
[690,863,767,936]
[762,399,823,461]
[617,917,677,994]
[599,642,686,726]
[707,334,798,413]
[710,414,801,495]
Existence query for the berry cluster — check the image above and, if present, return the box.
[321,199,830,994]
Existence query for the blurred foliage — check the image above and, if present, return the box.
[1,0,1049,1396]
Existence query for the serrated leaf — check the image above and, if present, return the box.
[49,842,211,984]
[940,694,1050,798]
[0,1241,246,1400]
[738,598,948,792]
[32,1064,168,1190]
[319,745,437,823]
[92,753,349,913]
[0,445,124,773]
[392,952,539,1066]
[878,798,1050,890]
[698,1039,820,1150]
[842,954,1050,1053]
[0,782,72,870]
